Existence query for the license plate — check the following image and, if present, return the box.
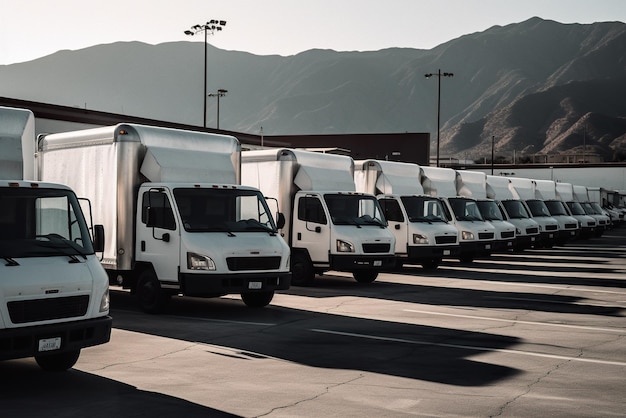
[549,233,554,238]
[373,260,382,267]
[38,337,61,352]
[531,237,536,241]
[485,244,491,249]
[443,249,451,255]
[507,242,513,247]
[248,281,262,290]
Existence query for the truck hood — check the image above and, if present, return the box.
[183,231,289,258]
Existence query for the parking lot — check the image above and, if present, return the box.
[2,227,625,417]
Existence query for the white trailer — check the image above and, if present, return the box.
[354,160,459,270]
[456,170,516,252]
[534,180,580,244]
[573,184,611,235]
[509,177,560,248]
[241,149,395,285]
[421,166,496,262]
[485,175,540,250]
[38,124,291,312]
[555,182,598,238]
[1,106,111,371]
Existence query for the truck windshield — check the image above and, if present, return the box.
[0,187,94,259]
[502,200,531,219]
[544,200,569,216]
[448,197,484,221]
[566,201,586,216]
[174,188,277,233]
[324,194,386,227]
[400,196,449,222]
[526,200,552,217]
[476,200,504,221]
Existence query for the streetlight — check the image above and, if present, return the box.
[425,69,454,167]
[208,88,228,129]
[184,19,227,128]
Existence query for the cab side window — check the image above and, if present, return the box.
[379,198,404,222]
[142,191,176,230]
[298,196,327,224]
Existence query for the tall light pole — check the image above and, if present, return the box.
[184,19,227,128]
[425,69,454,167]
[208,88,228,129]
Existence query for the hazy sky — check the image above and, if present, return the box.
[2,0,625,65]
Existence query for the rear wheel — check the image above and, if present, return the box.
[35,350,80,372]
[241,291,274,308]
[136,270,170,314]
[353,270,378,283]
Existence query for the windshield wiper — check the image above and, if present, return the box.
[34,234,88,260]
[3,257,19,266]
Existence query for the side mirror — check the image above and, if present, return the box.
[394,224,401,230]
[93,224,105,252]
[276,212,286,229]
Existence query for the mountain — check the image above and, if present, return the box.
[1,17,625,161]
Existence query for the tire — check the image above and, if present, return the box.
[35,349,80,372]
[291,252,315,286]
[421,258,441,270]
[136,270,170,314]
[353,270,378,283]
[241,291,274,308]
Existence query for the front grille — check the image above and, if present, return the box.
[526,227,539,234]
[478,232,494,240]
[226,256,281,271]
[362,243,391,253]
[564,223,578,229]
[8,295,89,324]
[501,231,515,238]
[545,225,558,231]
[435,235,457,244]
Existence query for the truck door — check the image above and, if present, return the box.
[293,194,330,264]
[136,188,181,283]
[378,197,406,255]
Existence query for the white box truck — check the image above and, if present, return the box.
[534,180,580,244]
[455,170,516,252]
[509,177,560,248]
[573,184,610,235]
[241,149,395,285]
[555,182,598,238]
[354,160,459,270]
[38,124,291,312]
[420,166,496,263]
[1,106,111,371]
[485,175,540,251]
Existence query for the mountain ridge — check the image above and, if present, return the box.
[1,17,624,161]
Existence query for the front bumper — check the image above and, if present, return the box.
[0,316,112,361]
[329,254,396,272]
[180,272,291,297]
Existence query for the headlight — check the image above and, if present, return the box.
[336,239,354,252]
[461,230,475,241]
[413,234,429,244]
[99,288,110,312]
[187,252,216,270]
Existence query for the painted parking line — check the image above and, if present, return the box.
[311,328,626,367]
[403,308,626,333]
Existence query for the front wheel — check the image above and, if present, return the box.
[291,252,315,286]
[35,350,81,372]
[421,258,441,270]
[353,270,378,283]
[241,291,274,308]
[136,270,170,314]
